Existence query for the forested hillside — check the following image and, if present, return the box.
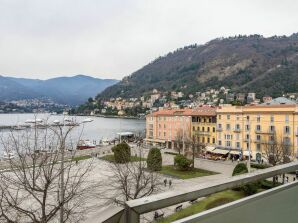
[98,33,298,99]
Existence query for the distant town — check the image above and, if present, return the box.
[77,86,298,119]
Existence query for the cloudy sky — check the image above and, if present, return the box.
[0,0,297,80]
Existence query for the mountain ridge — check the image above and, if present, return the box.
[97,33,298,100]
[0,75,118,105]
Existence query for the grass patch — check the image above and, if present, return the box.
[158,190,245,223]
[72,155,92,161]
[159,165,217,179]
[100,154,146,163]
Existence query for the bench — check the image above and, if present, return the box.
[189,198,198,204]
[154,211,164,219]
[175,204,183,212]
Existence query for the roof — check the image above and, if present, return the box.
[261,97,297,105]
[149,107,216,117]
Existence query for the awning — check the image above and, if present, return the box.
[212,149,229,155]
[230,150,241,155]
[205,146,215,152]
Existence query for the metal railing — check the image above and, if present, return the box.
[98,161,298,223]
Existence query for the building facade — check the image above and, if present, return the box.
[216,104,298,160]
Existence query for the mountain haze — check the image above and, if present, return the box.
[0,75,118,105]
[98,33,298,100]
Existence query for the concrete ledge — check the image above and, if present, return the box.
[173,180,298,223]
[91,206,124,223]
[126,161,298,214]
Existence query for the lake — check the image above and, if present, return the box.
[0,113,145,143]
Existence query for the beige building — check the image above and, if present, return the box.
[216,104,298,161]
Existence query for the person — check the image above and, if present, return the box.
[231,156,234,163]
[293,177,296,182]
[261,159,264,164]
[164,179,167,187]
[286,176,289,183]
[169,180,172,188]
[76,160,78,165]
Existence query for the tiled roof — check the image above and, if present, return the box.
[261,97,297,105]
[150,107,216,117]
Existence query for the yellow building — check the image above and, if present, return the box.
[216,104,298,161]
[191,107,217,147]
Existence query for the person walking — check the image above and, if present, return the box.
[169,180,172,188]
[164,179,167,187]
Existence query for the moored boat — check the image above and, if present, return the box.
[77,140,96,150]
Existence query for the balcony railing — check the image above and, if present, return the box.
[193,130,211,136]
[233,128,241,132]
[98,162,298,223]
[216,127,222,131]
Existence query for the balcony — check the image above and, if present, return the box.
[193,130,211,136]
[233,128,241,132]
[216,127,223,132]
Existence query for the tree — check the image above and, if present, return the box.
[147,148,162,171]
[185,136,205,169]
[104,149,162,206]
[174,154,192,171]
[175,129,184,154]
[112,143,131,163]
[232,163,248,176]
[0,121,98,223]
[262,134,293,184]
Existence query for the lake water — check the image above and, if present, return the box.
[0,114,145,143]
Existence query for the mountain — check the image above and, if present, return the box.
[98,33,298,100]
[0,75,118,105]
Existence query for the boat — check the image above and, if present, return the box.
[77,140,96,150]
[99,138,111,146]
[12,125,27,131]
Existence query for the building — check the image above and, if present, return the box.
[191,107,217,147]
[247,92,256,103]
[145,107,217,152]
[216,104,298,160]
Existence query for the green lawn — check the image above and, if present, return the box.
[158,190,245,223]
[159,165,217,179]
[100,154,146,162]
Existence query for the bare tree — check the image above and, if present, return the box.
[185,136,205,169]
[262,134,293,184]
[175,129,184,155]
[0,120,98,223]
[103,149,162,206]
[262,134,293,166]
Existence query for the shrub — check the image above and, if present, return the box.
[174,154,192,171]
[232,163,248,176]
[147,148,162,171]
[251,163,270,169]
[112,143,131,163]
[242,183,258,195]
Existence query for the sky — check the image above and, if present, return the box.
[0,0,297,80]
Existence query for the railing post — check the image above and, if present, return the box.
[125,204,140,223]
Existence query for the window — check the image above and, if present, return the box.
[202,137,205,143]
[202,127,205,132]
[236,142,240,149]
[245,125,250,131]
[212,138,215,144]
[158,124,161,128]
[218,115,221,120]
[193,126,195,131]
[235,124,240,130]
[209,118,211,123]
[226,141,231,147]
[246,143,249,150]
[218,123,222,129]
[218,132,222,139]
[256,125,261,131]
[257,115,261,123]
[164,132,166,137]
[270,115,274,123]
[246,134,250,140]
[213,127,215,132]
[256,144,261,151]
[207,137,210,143]
[226,124,231,130]
[227,115,230,120]
[218,140,222,146]
[207,127,210,132]
[285,115,289,123]
[246,115,250,121]
[270,135,275,142]
[197,126,200,131]
[164,124,166,129]
[236,115,240,121]
[284,126,290,134]
[236,133,240,140]
[270,125,275,133]
[256,135,261,141]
